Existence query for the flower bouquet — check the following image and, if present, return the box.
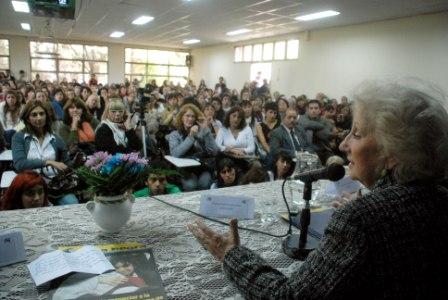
[76,151,149,232]
[76,151,149,197]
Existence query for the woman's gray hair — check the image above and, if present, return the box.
[353,78,448,183]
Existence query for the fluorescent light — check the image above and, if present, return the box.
[110,31,124,38]
[183,39,200,45]
[21,23,31,31]
[295,10,340,21]
[132,16,154,25]
[12,1,30,13]
[226,28,252,36]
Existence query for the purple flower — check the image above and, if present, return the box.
[85,151,112,171]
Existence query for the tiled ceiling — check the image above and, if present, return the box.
[0,0,447,49]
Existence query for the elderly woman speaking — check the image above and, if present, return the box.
[188,79,448,299]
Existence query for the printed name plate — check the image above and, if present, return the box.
[200,194,255,220]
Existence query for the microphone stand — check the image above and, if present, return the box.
[282,179,320,260]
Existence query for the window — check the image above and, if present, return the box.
[252,44,262,62]
[287,39,299,59]
[234,46,243,62]
[125,48,189,87]
[0,39,10,73]
[274,41,286,60]
[250,63,272,86]
[234,39,299,63]
[30,41,108,84]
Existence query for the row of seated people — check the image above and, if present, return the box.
[0,149,300,210]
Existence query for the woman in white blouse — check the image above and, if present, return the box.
[215,106,255,171]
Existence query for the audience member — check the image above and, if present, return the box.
[1,170,49,210]
[215,106,255,171]
[269,108,313,165]
[166,103,218,191]
[59,98,99,155]
[210,158,240,189]
[95,98,141,155]
[11,100,78,205]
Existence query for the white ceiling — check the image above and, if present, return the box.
[0,0,447,49]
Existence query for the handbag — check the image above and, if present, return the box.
[42,167,81,200]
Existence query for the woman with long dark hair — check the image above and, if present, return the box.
[59,98,99,155]
[11,100,78,205]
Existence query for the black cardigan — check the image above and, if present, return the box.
[95,123,141,154]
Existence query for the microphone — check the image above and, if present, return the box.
[292,163,345,183]
[283,163,345,260]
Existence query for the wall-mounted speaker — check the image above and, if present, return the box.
[186,55,192,67]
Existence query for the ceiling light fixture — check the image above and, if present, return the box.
[226,28,252,36]
[12,1,30,13]
[183,39,200,45]
[110,31,124,38]
[295,10,340,21]
[21,23,31,31]
[132,16,154,25]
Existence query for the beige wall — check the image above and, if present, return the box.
[190,12,448,99]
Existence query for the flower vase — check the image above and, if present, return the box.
[86,193,135,233]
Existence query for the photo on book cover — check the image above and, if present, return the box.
[48,248,166,300]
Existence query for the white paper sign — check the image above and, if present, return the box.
[0,230,27,267]
[325,175,361,197]
[27,246,114,286]
[200,194,255,220]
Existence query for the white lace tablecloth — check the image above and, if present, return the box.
[0,180,309,300]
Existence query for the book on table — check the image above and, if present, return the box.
[48,243,167,300]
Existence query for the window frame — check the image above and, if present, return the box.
[124,47,190,87]
[29,41,109,84]
[0,39,10,74]
[234,39,300,63]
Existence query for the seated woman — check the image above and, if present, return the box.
[215,106,255,171]
[59,98,99,156]
[95,99,141,155]
[267,150,296,181]
[188,79,448,299]
[166,103,218,191]
[1,170,49,210]
[255,101,280,159]
[210,158,240,189]
[11,100,78,205]
[0,91,22,147]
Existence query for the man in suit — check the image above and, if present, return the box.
[268,108,313,167]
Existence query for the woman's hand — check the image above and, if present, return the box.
[46,160,68,171]
[71,114,81,130]
[123,115,133,131]
[189,125,199,137]
[230,148,246,158]
[187,219,240,262]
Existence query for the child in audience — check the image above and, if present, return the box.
[1,170,49,210]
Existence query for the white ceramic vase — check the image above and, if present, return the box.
[86,193,135,233]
